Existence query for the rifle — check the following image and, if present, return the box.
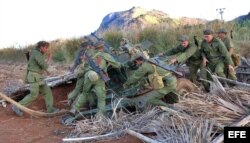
[25,51,30,61]
[194,36,199,47]
[148,57,183,76]
[135,42,183,76]
[91,32,112,54]
[85,51,110,82]
[70,49,85,72]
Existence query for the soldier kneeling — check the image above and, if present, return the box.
[123,54,178,108]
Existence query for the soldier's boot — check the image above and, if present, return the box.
[12,104,23,116]
[203,83,211,93]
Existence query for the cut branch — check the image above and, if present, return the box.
[0,92,69,117]
[211,114,250,143]
[125,129,160,143]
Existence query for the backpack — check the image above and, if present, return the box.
[148,64,164,89]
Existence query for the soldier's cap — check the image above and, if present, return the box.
[217,28,227,34]
[178,35,189,41]
[203,29,214,35]
[80,40,93,48]
[94,41,105,49]
[130,53,144,62]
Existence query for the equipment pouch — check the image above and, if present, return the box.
[148,65,164,89]
[231,53,241,67]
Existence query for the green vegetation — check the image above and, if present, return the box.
[0,20,250,63]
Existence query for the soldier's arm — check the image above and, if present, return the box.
[175,45,197,63]
[103,53,121,68]
[125,63,149,85]
[163,46,179,56]
[200,42,209,66]
[35,53,48,70]
[225,38,234,56]
[218,41,234,65]
[76,62,87,78]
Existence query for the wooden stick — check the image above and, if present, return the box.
[9,72,76,98]
[62,131,120,142]
[213,75,250,87]
[125,129,160,143]
[211,114,250,143]
[0,92,69,117]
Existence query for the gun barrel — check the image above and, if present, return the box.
[147,58,183,76]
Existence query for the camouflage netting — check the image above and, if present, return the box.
[64,82,250,143]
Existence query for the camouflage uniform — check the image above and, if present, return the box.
[200,37,234,91]
[19,48,56,113]
[73,51,121,114]
[164,43,202,83]
[125,61,177,107]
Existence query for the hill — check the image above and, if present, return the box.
[235,12,250,22]
[96,7,207,32]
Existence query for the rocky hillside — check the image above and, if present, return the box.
[96,7,207,32]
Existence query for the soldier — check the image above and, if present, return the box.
[67,41,95,105]
[200,29,234,92]
[12,41,58,116]
[123,54,178,107]
[70,39,95,72]
[162,35,202,84]
[217,28,237,81]
[71,41,121,115]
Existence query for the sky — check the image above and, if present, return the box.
[0,0,249,49]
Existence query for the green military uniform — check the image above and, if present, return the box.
[164,43,202,83]
[67,48,95,102]
[67,61,87,101]
[125,61,177,107]
[19,48,56,113]
[200,37,234,91]
[221,36,237,80]
[73,51,121,114]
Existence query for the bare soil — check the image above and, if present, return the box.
[0,63,141,143]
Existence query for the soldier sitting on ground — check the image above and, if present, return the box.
[123,53,178,108]
[12,41,59,116]
[161,35,203,84]
[200,29,234,92]
[70,41,121,115]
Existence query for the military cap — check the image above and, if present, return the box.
[130,53,144,62]
[178,35,189,41]
[203,29,214,35]
[217,28,227,34]
[80,39,92,48]
[95,41,105,49]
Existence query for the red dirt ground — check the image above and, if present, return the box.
[0,63,142,143]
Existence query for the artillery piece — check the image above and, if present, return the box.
[60,38,196,124]
[236,57,250,84]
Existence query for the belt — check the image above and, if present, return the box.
[28,70,43,74]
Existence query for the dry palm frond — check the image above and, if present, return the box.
[67,86,250,143]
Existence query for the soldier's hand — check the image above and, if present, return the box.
[123,83,128,88]
[158,53,164,56]
[46,70,51,76]
[202,58,208,67]
[170,57,177,64]
[228,65,235,73]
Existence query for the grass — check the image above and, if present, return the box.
[0,20,249,63]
